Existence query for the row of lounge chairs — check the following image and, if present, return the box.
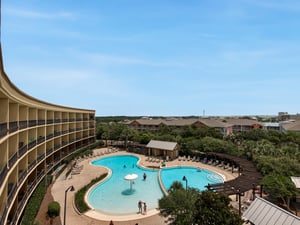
[145,156,161,163]
[178,156,239,172]
[178,155,200,162]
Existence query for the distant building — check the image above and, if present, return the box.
[263,122,280,131]
[127,118,232,135]
[280,120,300,133]
[219,118,263,132]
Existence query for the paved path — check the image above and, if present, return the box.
[51,148,240,225]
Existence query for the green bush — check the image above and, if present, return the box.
[47,201,60,218]
[21,175,52,225]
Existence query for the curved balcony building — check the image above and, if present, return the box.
[0,46,96,224]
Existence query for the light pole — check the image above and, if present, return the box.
[64,185,75,225]
[182,176,188,190]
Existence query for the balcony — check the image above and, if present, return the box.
[28,120,37,127]
[19,121,28,130]
[0,123,8,138]
[37,153,45,163]
[37,119,45,125]
[9,121,18,133]
[28,160,36,172]
[54,118,61,123]
[46,148,53,156]
[7,183,17,207]
[46,133,54,140]
[28,140,37,150]
[62,118,69,123]
[54,144,61,151]
[47,119,54,124]
[37,136,45,144]
[18,169,27,184]
[18,144,28,158]
[8,152,18,168]
[54,131,61,137]
[0,166,8,185]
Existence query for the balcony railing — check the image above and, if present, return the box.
[37,119,45,125]
[54,118,61,123]
[7,184,17,207]
[0,166,8,185]
[54,131,61,137]
[9,121,18,133]
[46,133,54,140]
[54,144,61,151]
[37,136,45,144]
[8,153,18,168]
[46,148,53,156]
[19,121,28,130]
[28,120,37,127]
[0,204,8,225]
[37,153,45,163]
[27,140,37,150]
[18,145,28,158]
[18,169,27,184]
[28,160,36,172]
[47,119,54,124]
[0,123,8,138]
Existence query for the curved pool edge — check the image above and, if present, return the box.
[84,207,160,222]
[84,163,113,211]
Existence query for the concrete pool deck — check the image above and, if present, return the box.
[52,147,239,225]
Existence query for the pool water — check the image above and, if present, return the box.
[88,155,224,215]
[89,155,162,214]
[160,166,224,191]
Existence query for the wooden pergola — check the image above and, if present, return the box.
[205,152,263,195]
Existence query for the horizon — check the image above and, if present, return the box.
[1,1,300,116]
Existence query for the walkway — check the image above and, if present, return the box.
[51,148,240,225]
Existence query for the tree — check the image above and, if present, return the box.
[159,182,243,225]
[159,183,199,225]
[194,190,243,225]
[261,174,297,210]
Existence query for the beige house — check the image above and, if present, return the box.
[146,140,179,160]
[281,120,300,133]
[128,118,232,135]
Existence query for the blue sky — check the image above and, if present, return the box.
[1,0,300,116]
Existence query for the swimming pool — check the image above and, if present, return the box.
[87,155,224,215]
[160,166,224,191]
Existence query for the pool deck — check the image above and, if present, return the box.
[51,147,241,225]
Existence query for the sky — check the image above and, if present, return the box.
[1,0,300,117]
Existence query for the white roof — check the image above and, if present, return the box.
[146,140,178,151]
[291,177,300,189]
[243,197,300,225]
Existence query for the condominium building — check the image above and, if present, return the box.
[0,46,96,224]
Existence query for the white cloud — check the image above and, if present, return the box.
[83,52,186,68]
[4,7,76,20]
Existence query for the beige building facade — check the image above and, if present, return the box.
[0,47,96,224]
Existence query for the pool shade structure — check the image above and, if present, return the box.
[124,174,138,192]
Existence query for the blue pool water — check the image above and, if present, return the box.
[160,166,224,191]
[88,155,224,214]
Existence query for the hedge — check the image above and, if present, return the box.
[75,173,107,213]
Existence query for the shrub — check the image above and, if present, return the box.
[21,175,52,225]
[47,201,60,218]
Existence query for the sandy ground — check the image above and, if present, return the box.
[46,147,245,225]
